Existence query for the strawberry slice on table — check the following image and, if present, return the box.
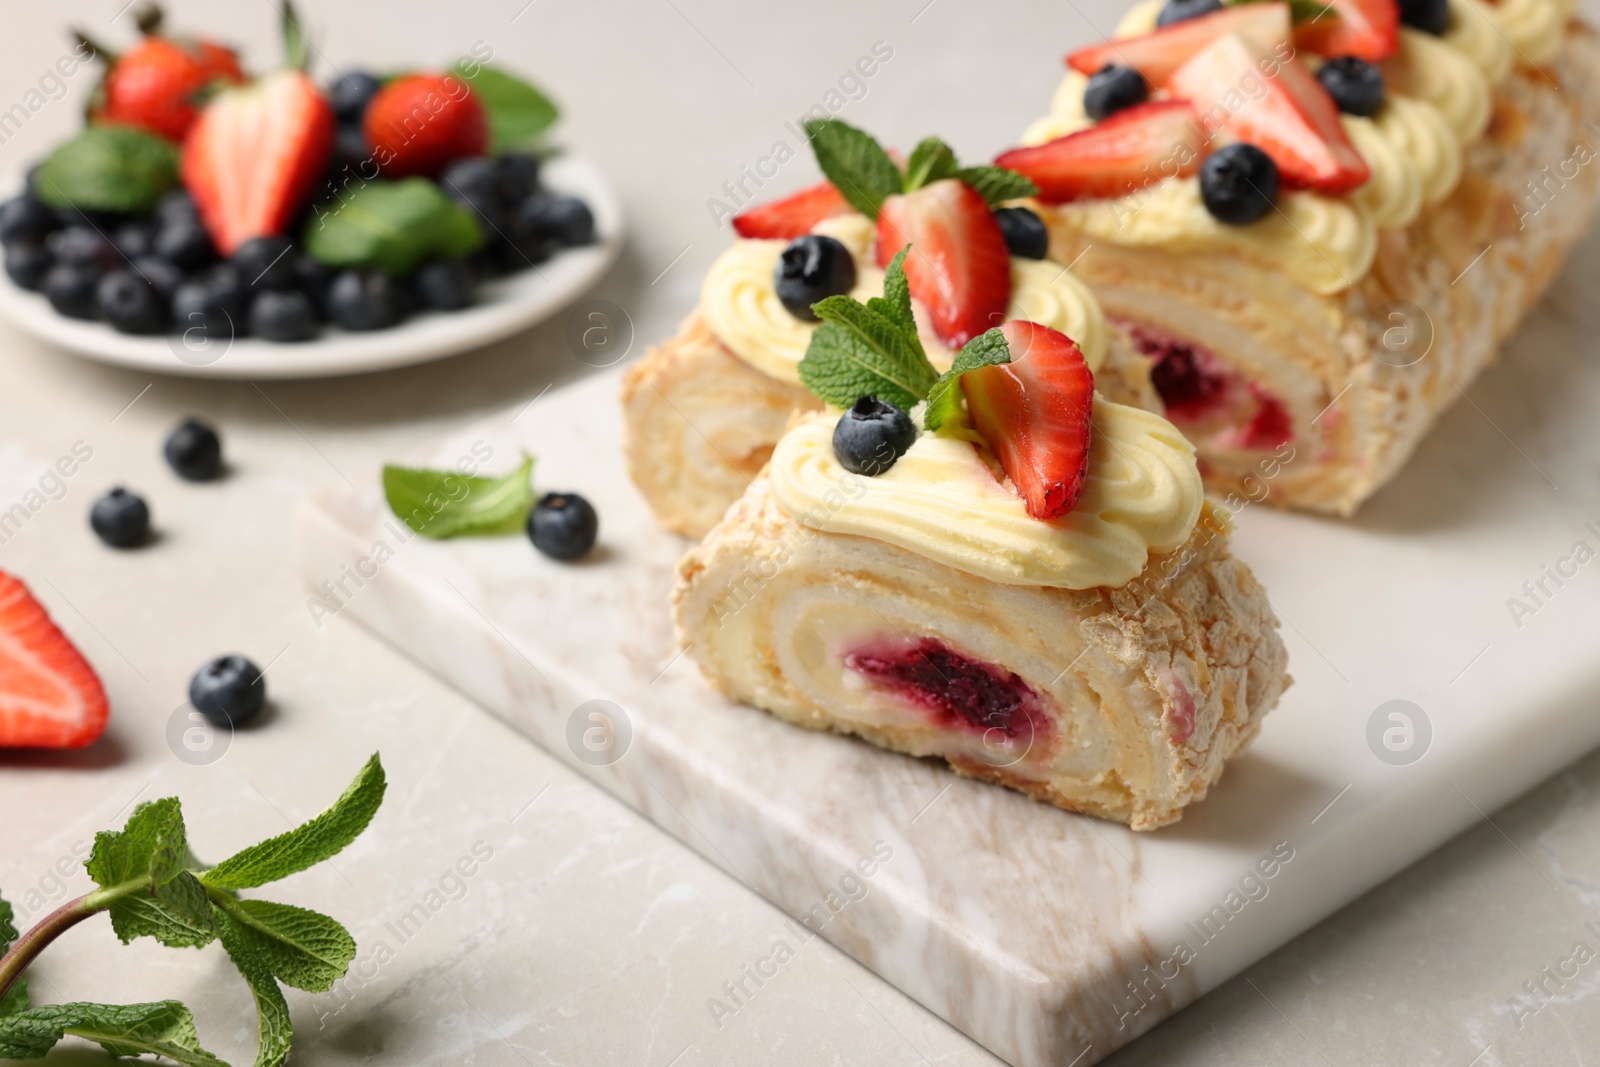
[963,321,1096,521]
[1294,0,1400,63]
[0,572,109,750]
[875,178,1011,348]
[732,181,850,239]
[1066,2,1292,86]
[995,101,1207,204]
[1168,34,1371,193]
[183,69,335,256]
[364,73,489,179]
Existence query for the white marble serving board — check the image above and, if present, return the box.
[290,250,1600,1066]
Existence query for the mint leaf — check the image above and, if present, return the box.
[86,798,186,890]
[32,127,180,215]
[0,1001,226,1065]
[203,755,386,890]
[86,798,218,948]
[868,247,916,334]
[218,915,293,1067]
[956,165,1038,207]
[902,137,959,193]
[108,880,219,949]
[798,250,937,410]
[804,119,901,220]
[925,328,1011,431]
[0,894,25,1018]
[382,456,535,539]
[214,900,354,993]
[305,179,485,275]
[453,63,559,150]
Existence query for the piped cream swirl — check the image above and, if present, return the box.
[768,399,1203,590]
[699,214,1109,382]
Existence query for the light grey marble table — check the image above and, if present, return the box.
[1,1,1598,1065]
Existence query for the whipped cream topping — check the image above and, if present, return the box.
[768,399,1203,590]
[699,213,1109,382]
[1026,0,1568,293]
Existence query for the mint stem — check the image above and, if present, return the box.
[0,894,98,1004]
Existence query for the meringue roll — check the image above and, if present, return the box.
[674,400,1289,830]
[1006,0,1600,515]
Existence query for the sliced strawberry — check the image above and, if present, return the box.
[182,69,335,256]
[1294,0,1400,62]
[732,181,850,239]
[1168,34,1370,193]
[0,572,109,749]
[995,101,1207,204]
[1067,2,1292,85]
[962,321,1095,521]
[875,179,1011,348]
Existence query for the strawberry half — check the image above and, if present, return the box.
[0,572,109,749]
[963,321,1095,521]
[365,73,489,179]
[1294,0,1400,63]
[732,181,850,239]
[995,101,1207,204]
[875,179,1011,348]
[182,69,335,256]
[1168,34,1370,193]
[1066,2,1292,86]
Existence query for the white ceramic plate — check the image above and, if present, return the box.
[0,154,623,379]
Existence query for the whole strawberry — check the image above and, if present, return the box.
[82,4,245,143]
[181,3,333,255]
[365,73,488,179]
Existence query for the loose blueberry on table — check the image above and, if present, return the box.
[189,654,267,727]
[164,417,224,481]
[89,487,151,549]
[528,492,599,560]
[1,4,589,344]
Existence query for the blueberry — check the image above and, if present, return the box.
[993,206,1049,260]
[42,264,101,319]
[248,289,318,341]
[326,269,401,331]
[1399,0,1450,34]
[155,189,199,229]
[89,488,150,548]
[441,157,502,206]
[114,220,156,259]
[52,204,120,231]
[494,152,541,203]
[154,217,216,270]
[775,235,857,321]
[414,259,475,310]
[48,226,119,270]
[331,125,371,178]
[1316,57,1386,117]
[130,255,183,302]
[0,195,58,246]
[171,278,242,345]
[832,396,917,476]
[1156,0,1222,25]
[330,70,382,125]
[96,270,165,334]
[5,243,51,290]
[294,254,334,317]
[164,417,223,481]
[1083,64,1149,122]
[233,235,298,291]
[188,654,266,728]
[449,185,510,238]
[490,233,551,273]
[527,492,598,560]
[1199,143,1280,226]
[521,195,594,247]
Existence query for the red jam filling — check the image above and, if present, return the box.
[1122,321,1292,451]
[844,638,1052,742]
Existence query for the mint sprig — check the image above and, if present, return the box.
[383,455,536,539]
[802,121,1038,214]
[451,63,560,150]
[796,250,1010,429]
[0,754,386,1067]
